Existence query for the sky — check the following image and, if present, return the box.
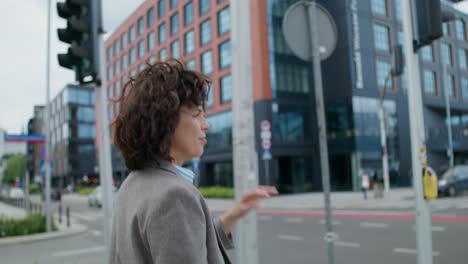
[0,0,468,135]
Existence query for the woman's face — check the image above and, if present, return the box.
[170,105,210,164]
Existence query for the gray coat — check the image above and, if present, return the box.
[109,160,233,264]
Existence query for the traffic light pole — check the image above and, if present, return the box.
[45,0,52,233]
[231,0,260,263]
[401,1,433,264]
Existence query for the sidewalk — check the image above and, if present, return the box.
[206,188,415,212]
[0,201,87,247]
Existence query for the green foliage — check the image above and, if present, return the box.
[2,155,26,185]
[0,214,56,238]
[28,183,41,194]
[198,186,234,199]
[78,187,95,195]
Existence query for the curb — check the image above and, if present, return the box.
[0,216,87,247]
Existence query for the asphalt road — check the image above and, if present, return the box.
[1,195,467,264]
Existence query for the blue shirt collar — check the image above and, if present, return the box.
[174,165,195,184]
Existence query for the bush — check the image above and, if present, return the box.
[78,187,95,196]
[198,186,234,199]
[0,214,56,238]
[28,183,41,194]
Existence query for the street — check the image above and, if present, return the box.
[0,193,467,264]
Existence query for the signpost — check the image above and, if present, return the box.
[260,120,272,184]
[283,2,338,264]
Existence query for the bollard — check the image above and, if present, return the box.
[58,203,62,224]
[66,206,70,228]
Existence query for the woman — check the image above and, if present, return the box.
[110,59,277,263]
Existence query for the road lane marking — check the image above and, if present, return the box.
[259,215,272,221]
[52,246,105,257]
[359,222,388,229]
[319,219,341,225]
[284,217,303,223]
[334,241,360,248]
[393,248,440,256]
[412,225,446,232]
[277,234,303,241]
[91,230,102,236]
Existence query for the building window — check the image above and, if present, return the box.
[395,0,402,21]
[129,47,136,64]
[107,66,111,80]
[121,54,127,71]
[107,85,112,99]
[462,77,468,100]
[130,68,136,77]
[456,20,466,41]
[171,13,179,36]
[201,50,213,75]
[457,50,468,72]
[147,8,154,28]
[442,43,453,66]
[217,6,230,36]
[445,74,456,98]
[148,31,155,51]
[170,0,179,9]
[220,74,232,103]
[107,47,112,60]
[113,40,119,56]
[420,45,433,62]
[159,48,167,61]
[158,0,166,18]
[219,40,231,69]
[206,83,213,108]
[371,0,387,17]
[186,59,196,70]
[373,23,390,53]
[443,23,450,37]
[139,64,145,73]
[159,23,166,44]
[121,34,127,50]
[149,56,157,64]
[423,70,437,96]
[129,25,136,42]
[114,60,119,76]
[376,60,392,88]
[199,0,210,16]
[138,16,144,35]
[200,19,212,46]
[138,40,145,58]
[184,2,194,26]
[171,40,180,59]
[184,30,195,55]
[114,80,120,98]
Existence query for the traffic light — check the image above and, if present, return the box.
[57,0,102,84]
[414,0,457,51]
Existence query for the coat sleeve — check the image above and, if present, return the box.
[212,217,234,250]
[145,187,208,264]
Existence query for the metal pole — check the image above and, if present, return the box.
[443,64,454,169]
[45,0,52,233]
[231,0,259,263]
[379,72,391,194]
[401,1,433,263]
[307,2,334,263]
[265,160,270,185]
[24,170,31,214]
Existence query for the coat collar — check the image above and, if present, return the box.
[144,158,178,175]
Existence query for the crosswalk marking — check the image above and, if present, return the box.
[277,234,303,241]
[284,217,303,223]
[394,248,440,256]
[335,241,360,248]
[360,222,388,229]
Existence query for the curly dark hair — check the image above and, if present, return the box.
[112,59,210,170]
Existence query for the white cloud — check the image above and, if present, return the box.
[0,0,143,134]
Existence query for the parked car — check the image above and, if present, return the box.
[438,165,468,197]
[88,186,116,207]
[9,187,24,199]
[41,189,62,201]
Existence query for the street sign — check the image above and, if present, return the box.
[260,120,271,131]
[283,1,337,61]
[261,139,272,150]
[262,150,272,161]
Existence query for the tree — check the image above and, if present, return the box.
[2,154,26,185]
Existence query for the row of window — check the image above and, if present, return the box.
[107,1,229,60]
[372,0,467,42]
[107,37,231,80]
